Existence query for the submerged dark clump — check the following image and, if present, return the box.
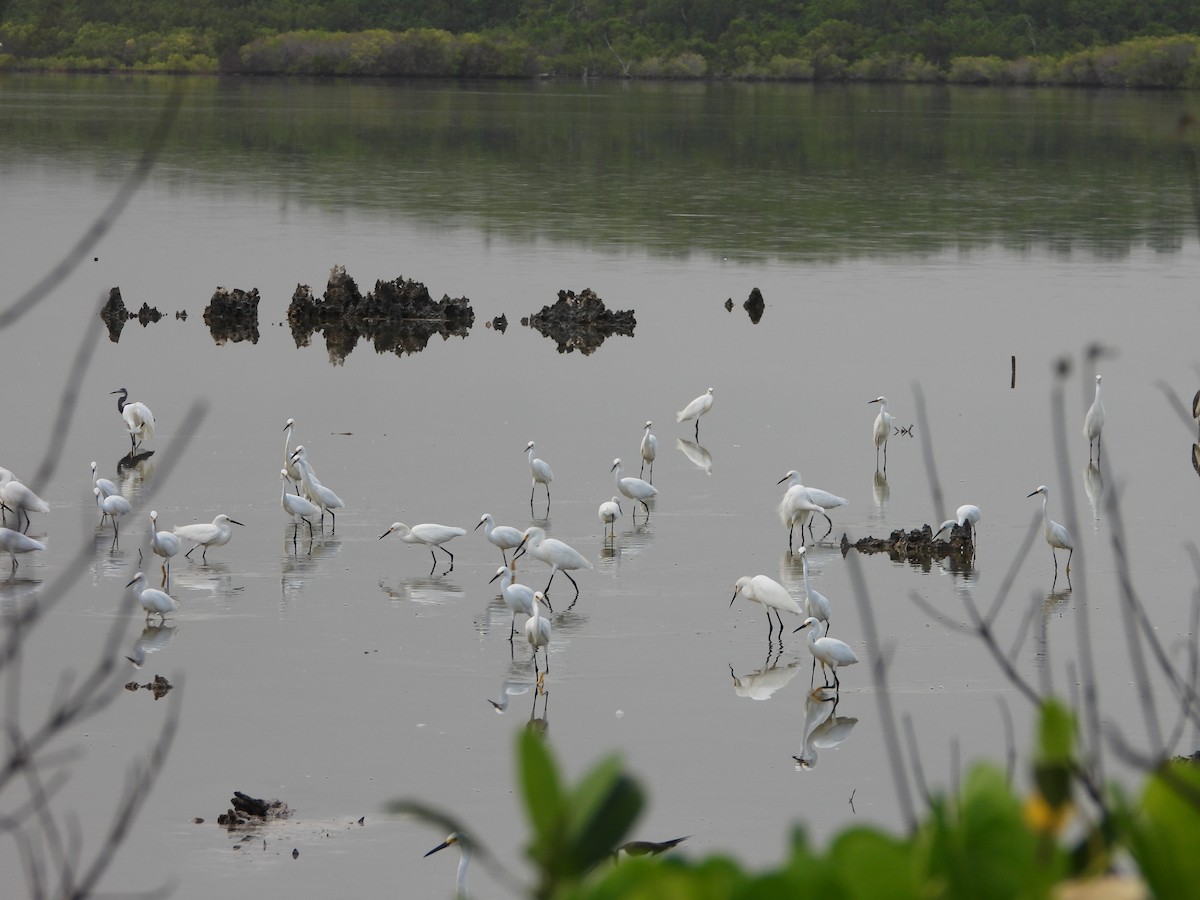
[217,791,292,829]
[526,287,636,355]
[204,286,260,345]
[843,523,976,572]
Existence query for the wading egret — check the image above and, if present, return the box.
[94,486,131,538]
[91,461,118,521]
[514,526,591,605]
[1084,374,1105,463]
[524,441,553,511]
[280,468,320,538]
[794,617,858,688]
[111,387,156,455]
[611,457,657,518]
[797,547,831,632]
[869,396,893,469]
[639,420,657,482]
[598,496,622,538]
[173,513,244,562]
[475,513,524,564]
[777,471,847,541]
[1027,485,1073,577]
[379,521,467,575]
[526,591,552,672]
[730,574,803,641]
[127,571,177,623]
[149,510,181,585]
[290,446,345,527]
[777,485,825,553]
[0,527,45,571]
[676,387,714,439]
[2,480,49,534]
[934,504,982,542]
[282,418,303,489]
[490,563,536,640]
[424,832,471,899]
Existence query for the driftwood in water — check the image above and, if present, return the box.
[218,791,292,829]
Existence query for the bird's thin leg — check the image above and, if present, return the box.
[501,549,509,565]
[439,545,455,573]
[428,550,437,576]
[509,615,515,642]
[21,510,31,534]
[305,517,314,537]
[563,570,580,601]
[787,522,795,554]
[185,545,196,558]
[328,509,336,532]
[821,515,834,542]
[648,460,653,483]
[1066,548,1073,574]
[639,500,650,518]
[543,571,557,598]
[545,646,550,673]
[694,420,699,440]
[201,546,209,563]
[640,459,645,477]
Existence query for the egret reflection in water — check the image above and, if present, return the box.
[126,622,178,668]
[675,437,712,475]
[794,686,858,769]
[729,656,805,702]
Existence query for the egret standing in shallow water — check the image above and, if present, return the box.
[91,461,118,521]
[173,514,244,562]
[1084,374,1105,464]
[676,387,714,439]
[730,574,804,642]
[526,591,552,673]
[1027,485,1074,578]
[0,527,45,571]
[869,396,893,470]
[514,526,591,605]
[127,571,177,623]
[94,486,131,539]
[934,504,982,542]
[777,483,825,554]
[379,521,467,574]
[111,387,156,455]
[524,441,553,512]
[282,418,303,490]
[149,510,181,586]
[598,496,623,538]
[475,513,524,564]
[777,471,847,542]
[611,457,657,518]
[290,446,345,528]
[794,617,858,688]
[279,468,320,539]
[3,480,49,534]
[424,832,472,899]
[639,420,657,482]
[490,563,536,640]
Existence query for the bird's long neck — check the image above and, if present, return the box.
[1041,493,1051,525]
[456,846,470,897]
[115,391,127,412]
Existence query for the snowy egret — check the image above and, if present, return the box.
[524,441,553,511]
[282,418,303,489]
[777,485,825,553]
[290,446,345,527]
[934,504,982,542]
[149,510,181,586]
[126,571,177,623]
[616,836,689,859]
[0,526,45,571]
[676,387,714,439]
[1027,485,1074,577]
[525,591,552,673]
[425,832,472,898]
[93,486,131,538]
[489,563,536,640]
[611,458,658,518]
[598,496,623,538]
[730,574,803,641]
[475,513,525,564]
[2,480,49,534]
[869,396,893,469]
[280,468,320,538]
[777,471,847,541]
[111,387,156,455]
[515,526,592,604]
[173,513,244,562]
[91,461,118,521]
[797,547,831,633]
[794,617,858,688]
[379,522,467,575]
[1084,374,1105,463]
[639,420,657,482]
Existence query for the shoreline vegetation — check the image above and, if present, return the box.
[2,1,1200,87]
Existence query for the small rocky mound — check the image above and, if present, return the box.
[525,288,635,355]
[99,288,165,342]
[842,523,976,571]
[217,791,292,830]
[744,287,765,323]
[124,674,173,699]
[204,287,260,345]
[288,266,474,364]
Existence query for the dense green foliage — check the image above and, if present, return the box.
[3,0,1200,83]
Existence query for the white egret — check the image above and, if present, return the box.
[91,461,118,521]
[111,387,156,454]
[475,513,524,564]
[730,574,803,641]
[524,441,553,510]
[514,527,592,604]
[611,457,657,518]
[94,486,131,537]
[149,510,181,586]
[934,504,982,542]
[526,591,552,672]
[598,496,622,538]
[126,571,177,623]
[280,468,320,538]
[639,420,657,482]
[0,526,45,571]
[777,485,825,553]
[290,446,345,527]
[676,387,714,439]
[777,471,847,541]
[1027,485,1074,577]
[379,522,467,574]
[282,418,303,489]
[2,480,49,534]
[794,617,858,688]
[797,547,831,632]
[173,513,244,562]
[425,832,471,899]
[489,563,536,640]
[869,396,893,469]
[1084,374,1105,463]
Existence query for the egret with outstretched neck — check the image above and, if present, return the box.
[475,513,524,564]
[149,510,180,585]
[639,420,657,482]
[794,617,858,688]
[424,832,472,899]
[934,504,982,542]
[611,458,657,518]
[1027,485,1073,578]
[1084,375,1105,464]
[514,527,590,604]
[524,441,553,511]
[173,514,244,562]
[869,396,893,469]
[379,521,466,575]
[731,574,803,641]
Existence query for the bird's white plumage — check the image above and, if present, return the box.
[2,480,49,532]
[380,522,466,547]
[598,496,622,536]
[173,513,243,561]
[869,396,893,449]
[127,571,177,621]
[290,446,345,522]
[798,547,831,628]
[490,563,536,639]
[517,526,592,601]
[934,504,982,538]
[112,388,155,451]
[0,526,45,569]
[611,457,657,512]
[524,441,553,506]
[1084,374,1105,461]
[475,513,525,562]
[731,574,803,618]
[676,387,714,426]
[91,461,118,500]
[1028,485,1073,575]
[280,468,321,529]
[795,616,858,684]
[525,591,552,668]
[149,510,181,560]
[639,420,657,480]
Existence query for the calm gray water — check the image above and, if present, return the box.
[1,74,1199,898]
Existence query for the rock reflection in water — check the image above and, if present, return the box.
[204,287,260,345]
[525,288,635,355]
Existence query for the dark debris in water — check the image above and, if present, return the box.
[841,522,976,571]
[124,674,173,699]
[204,286,260,345]
[217,791,293,830]
[744,287,765,323]
[526,288,635,355]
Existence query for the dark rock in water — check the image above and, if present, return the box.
[744,287,765,324]
[843,522,975,572]
[217,791,292,829]
[288,265,474,364]
[527,288,635,355]
[204,287,260,345]
[136,302,163,326]
[724,298,734,311]
[491,314,508,333]
[123,674,173,699]
[100,287,128,342]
